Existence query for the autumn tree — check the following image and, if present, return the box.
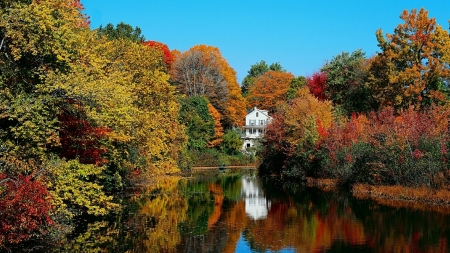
[321,49,373,114]
[207,103,224,147]
[171,49,228,109]
[142,40,174,70]
[246,71,294,112]
[171,45,246,127]
[0,173,53,247]
[260,87,333,176]
[58,100,109,165]
[241,60,285,97]
[367,8,450,110]
[0,0,90,162]
[0,0,191,247]
[286,76,307,99]
[307,72,328,101]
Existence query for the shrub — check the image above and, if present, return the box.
[0,173,53,246]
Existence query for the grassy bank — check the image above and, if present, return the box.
[305,177,450,213]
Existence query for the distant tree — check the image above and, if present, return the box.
[241,60,285,97]
[97,22,145,42]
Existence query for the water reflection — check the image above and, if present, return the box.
[241,175,270,220]
[58,172,450,253]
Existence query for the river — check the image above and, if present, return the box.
[58,170,450,252]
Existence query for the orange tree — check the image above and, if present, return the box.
[246,71,294,113]
[171,45,246,128]
[241,60,285,97]
[367,8,450,111]
[259,87,333,177]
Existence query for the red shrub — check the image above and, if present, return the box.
[0,173,53,246]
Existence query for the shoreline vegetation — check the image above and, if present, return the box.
[306,177,450,213]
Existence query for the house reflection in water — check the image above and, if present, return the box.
[241,176,271,220]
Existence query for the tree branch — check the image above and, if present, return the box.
[0,37,4,51]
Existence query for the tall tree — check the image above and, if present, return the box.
[246,71,294,112]
[0,0,90,162]
[367,8,450,110]
[241,60,285,97]
[171,45,246,127]
[207,103,224,147]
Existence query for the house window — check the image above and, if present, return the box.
[256,112,259,117]
[250,120,256,125]
[247,143,251,148]
[259,120,264,125]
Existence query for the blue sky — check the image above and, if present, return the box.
[81,0,449,83]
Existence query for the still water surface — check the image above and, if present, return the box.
[62,171,450,252]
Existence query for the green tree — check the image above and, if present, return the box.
[178,96,215,150]
[286,76,307,99]
[97,22,145,42]
[220,129,243,155]
[321,49,372,114]
[0,0,89,162]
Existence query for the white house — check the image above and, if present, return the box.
[242,107,272,150]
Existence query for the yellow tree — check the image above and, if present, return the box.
[44,23,186,176]
[367,8,450,110]
[283,87,333,151]
[0,0,90,162]
[247,71,294,112]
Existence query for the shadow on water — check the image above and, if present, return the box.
[36,171,450,252]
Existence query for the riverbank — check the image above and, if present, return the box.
[352,184,450,213]
[306,177,450,213]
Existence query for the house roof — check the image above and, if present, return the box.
[246,107,270,118]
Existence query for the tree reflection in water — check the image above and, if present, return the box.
[59,172,450,253]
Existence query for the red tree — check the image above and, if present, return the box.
[307,72,328,101]
[59,101,109,165]
[142,41,174,69]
